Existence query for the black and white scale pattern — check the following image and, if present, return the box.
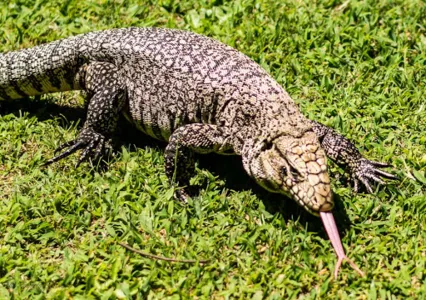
[0,27,396,214]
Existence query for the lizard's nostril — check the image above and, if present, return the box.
[319,202,333,212]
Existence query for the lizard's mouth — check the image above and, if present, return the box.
[319,201,333,212]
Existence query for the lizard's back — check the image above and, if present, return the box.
[81,27,288,141]
[0,27,301,142]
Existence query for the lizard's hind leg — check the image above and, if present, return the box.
[44,62,126,167]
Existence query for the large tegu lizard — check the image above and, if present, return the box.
[0,27,396,277]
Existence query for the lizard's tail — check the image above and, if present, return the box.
[0,37,82,101]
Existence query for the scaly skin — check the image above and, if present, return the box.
[0,27,397,277]
[0,27,395,214]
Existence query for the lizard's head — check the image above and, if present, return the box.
[242,131,333,215]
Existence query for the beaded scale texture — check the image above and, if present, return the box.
[0,27,396,215]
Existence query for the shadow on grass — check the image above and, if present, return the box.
[196,153,353,238]
[1,97,353,237]
[1,96,86,125]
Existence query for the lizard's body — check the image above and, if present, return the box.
[0,27,396,277]
[1,27,304,145]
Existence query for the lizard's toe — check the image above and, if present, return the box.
[43,140,84,166]
[175,189,190,204]
[43,128,112,167]
[352,158,398,193]
[75,139,98,168]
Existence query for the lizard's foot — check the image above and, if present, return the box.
[175,189,190,204]
[43,128,112,167]
[352,158,398,193]
[169,165,197,204]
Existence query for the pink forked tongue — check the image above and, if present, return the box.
[319,211,365,279]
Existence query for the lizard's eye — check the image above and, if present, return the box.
[290,167,300,178]
[282,166,301,180]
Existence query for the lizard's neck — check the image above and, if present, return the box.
[248,95,313,141]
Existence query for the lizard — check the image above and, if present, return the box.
[0,27,396,278]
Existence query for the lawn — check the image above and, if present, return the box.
[0,0,425,298]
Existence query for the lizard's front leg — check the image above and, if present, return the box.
[44,62,126,167]
[312,121,397,193]
[165,124,234,202]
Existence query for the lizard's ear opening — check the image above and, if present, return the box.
[262,141,273,151]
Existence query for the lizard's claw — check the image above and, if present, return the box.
[43,128,112,167]
[175,189,190,204]
[352,158,397,193]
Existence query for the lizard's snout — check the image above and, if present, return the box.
[319,197,333,212]
[284,135,334,214]
[290,179,334,214]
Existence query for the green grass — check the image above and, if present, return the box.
[0,0,425,298]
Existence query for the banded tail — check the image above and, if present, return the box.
[0,37,83,100]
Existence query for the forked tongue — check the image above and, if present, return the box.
[319,211,365,279]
